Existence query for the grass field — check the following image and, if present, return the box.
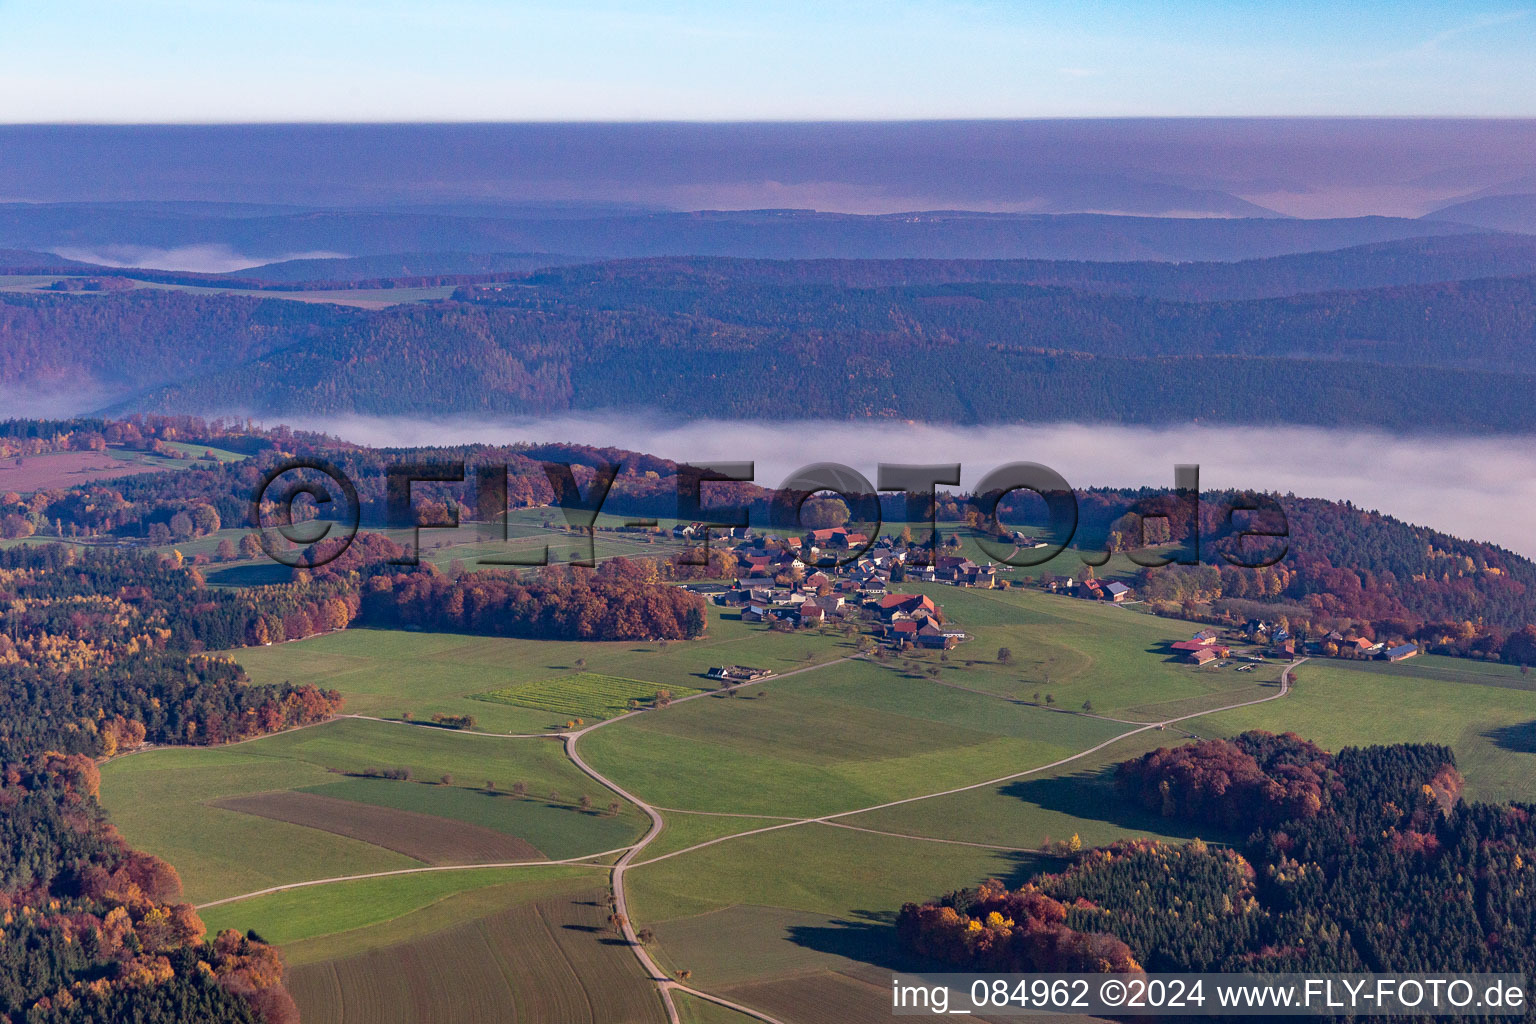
[234,614,852,733]
[581,659,1132,819]
[893,583,1283,719]
[640,811,800,862]
[836,728,1231,852]
[200,867,598,959]
[474,672,705,722]
[675,992,767,1024]
[99,718,644,903]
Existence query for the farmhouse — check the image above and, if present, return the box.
[877,593,938,620]
[1188,648,1221,666]
[707,665,772,682]
[1103,581,1131,602]
[741,603,773,623]
[916,621,967,649]
[1384,642,1419,662]
[1172,639,1230,658]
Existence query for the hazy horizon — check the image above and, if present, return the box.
[3,120,1536,218]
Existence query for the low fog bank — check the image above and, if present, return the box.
[48,244,347,274]
[278,413,1536,559]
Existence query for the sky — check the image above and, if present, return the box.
[1,1,1535,121]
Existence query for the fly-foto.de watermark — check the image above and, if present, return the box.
[250,458,1287,570]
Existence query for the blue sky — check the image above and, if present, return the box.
[1,1,1534,121]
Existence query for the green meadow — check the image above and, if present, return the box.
[234,611,854,732]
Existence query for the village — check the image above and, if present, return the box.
[677,522,1425,680]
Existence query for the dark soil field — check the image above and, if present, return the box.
[211,791,546,865]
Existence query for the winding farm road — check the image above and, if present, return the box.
[185,650,1306,1024]
[561,654,1306,1024]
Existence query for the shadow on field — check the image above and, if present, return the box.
[1485,721,1536,753]
[1000,769,1222,844]
[785,913,915,973]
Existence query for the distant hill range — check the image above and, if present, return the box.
[6,200,1536,430]
[0,202,1507,268]
[1425,193,1536,235]
[1,231,1536,430]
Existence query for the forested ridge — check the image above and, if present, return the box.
[7,243,1536,428]
[901,733,1536,1014]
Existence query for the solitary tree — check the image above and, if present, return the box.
[997,647,1013,665]
[1081,700,1093,713]
[607,800,621,817]
[511,781,527,798]
[579,794,593,812]
[1045,694,1055,706]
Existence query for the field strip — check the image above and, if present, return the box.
[194,845,632,910]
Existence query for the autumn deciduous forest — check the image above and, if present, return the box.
[901,733,1535,996]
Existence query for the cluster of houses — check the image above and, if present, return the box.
[1037,574,1133,602]
[1169,620,1420,668]
[695,526,973,649]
